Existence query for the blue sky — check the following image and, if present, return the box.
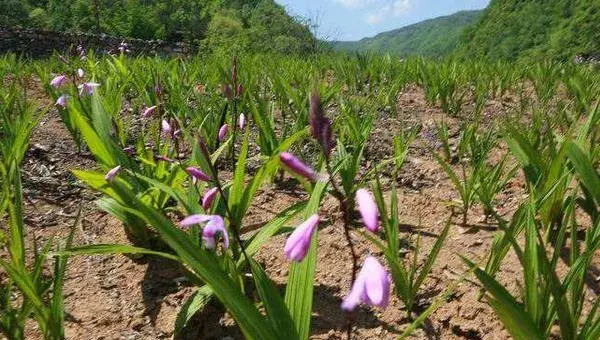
[274,0,490,41]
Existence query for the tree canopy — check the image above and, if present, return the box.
[456,0,600,61]
[0,0,317,54]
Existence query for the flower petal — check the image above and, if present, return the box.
[202,215,228,249]
[280,152,317,182]
[284,214,319,262]
[179,214,212,227]
[356,189,379,232]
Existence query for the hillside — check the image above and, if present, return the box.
[457,0,600,61]
[0,0,316,54]
[332,10,482,57]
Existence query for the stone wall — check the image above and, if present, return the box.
[0,27,198,57]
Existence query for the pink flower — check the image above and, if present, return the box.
[50,75,68,88]
[356,189,379,233]
[179,214,228,249]
[123,146,135,155]
[280,152,317,182]
[104,165,121,182]
[161,119,172,137]
[238,113,246,129]
[55,94,68,108]
[156,155,174,163]
[341,256,391,311]
[186,167,211,184]
[173,129,182,139]
[236,84,243,97]
[78,82,100,95]
[202,187,219,211]
[142,105,157,118]
[218,124,229,141]
[284,214,319,262]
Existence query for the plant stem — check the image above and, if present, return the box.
[206,152,250,264]
[325,160,357,340]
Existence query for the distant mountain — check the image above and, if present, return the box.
[456,0,600,61]
[331,10,482,57]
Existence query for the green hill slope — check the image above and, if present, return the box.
[0,0,316,54]
[332,10,482,57]
[457,0,600,61]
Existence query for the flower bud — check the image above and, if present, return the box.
[238,113,246,129]
[284,214,319,262]
[218,124,229,141]
[309,90,334,157]
[104,165,121,182]
[280,152,317,182]
[186,166,211,184]
[142,105,157,118]
[356,189,379,232]
[50,75,68,88]
[202,187,219,211]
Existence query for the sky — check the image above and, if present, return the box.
[274,0,491,41]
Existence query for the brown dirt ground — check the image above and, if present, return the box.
[3,82,598,340]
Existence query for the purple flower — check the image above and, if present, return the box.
[55,94,68,108]
[173,129,182,139]
[123,146,135,155]
[224,84,233,100]
[231,57,237,85]
[156,155,174,163]
[104,165,121,182]
[161,119,172,137]
[50,75,68,88]
[341,256,391,311]
[186,166,211,184]
[202,187,219,211]
[356,189,379,233]
[284,214,319,262]
[218,124,229,141]
[142,105,157,118]
[77,68,85,78]
[238,113,246,129]
[236,84,243,97]
[179,214,229,249]
[78,82,100,95]
[280,152,317,182]
[309,90,334,157]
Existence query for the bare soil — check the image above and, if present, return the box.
[5,83,597,340]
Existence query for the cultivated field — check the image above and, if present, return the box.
[1,52,600,339]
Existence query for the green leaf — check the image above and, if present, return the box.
[106,179,278,339]
[250,259,299,339]
[414,220,450,292]
[57,244,180,262]
[284,176,328,339]
[566,141,600,204]
[462,256,544,340]
[174,285,214,335]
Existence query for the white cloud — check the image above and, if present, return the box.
[362,0,413,24]
[334,0,378,9]
[392,0,412,15]
[334,0,414,24]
